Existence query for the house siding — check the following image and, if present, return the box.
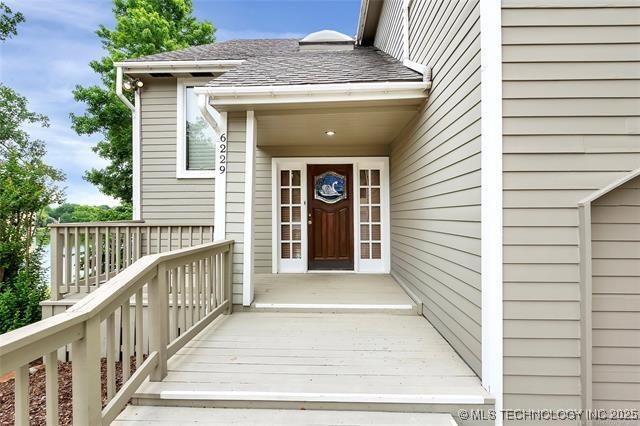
[379,0,483,375]
[590,176,640,410]
[502,1,640,410]
[374,0,404,61]
[140,78,215,225]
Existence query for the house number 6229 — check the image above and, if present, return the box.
[218,133,227,175]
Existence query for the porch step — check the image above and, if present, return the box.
[248,302,418,315]
[115,406,458,425]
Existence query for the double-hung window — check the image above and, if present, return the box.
[177,79,216,178]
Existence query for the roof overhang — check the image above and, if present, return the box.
[356,0,383,46]
[193,81,430,112]
[114,59,244,75]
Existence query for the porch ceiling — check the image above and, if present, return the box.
[256,103,420,147]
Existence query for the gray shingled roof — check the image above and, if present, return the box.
[207,47,422,87]
[129,39,299,62]
[127,39,422,87]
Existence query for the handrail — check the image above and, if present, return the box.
[1,239,234,426]
[49,222,215,299]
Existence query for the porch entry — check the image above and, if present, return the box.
[307,164,354,270]
[273,157,390,274]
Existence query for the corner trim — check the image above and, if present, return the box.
[243,111,257,306]
[480,0,503,419]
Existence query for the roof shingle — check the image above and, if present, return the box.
[127,39,422,87]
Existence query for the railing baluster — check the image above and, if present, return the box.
[171,268,179,340]
[106,312,116,400]
[179,226,183,249]
[105,227,111,281]
[122,301,131,382]
[146,226,151,257]
[74,227,80,293]
[168,226,172,251]
[128,226,134,264]
[199,226,203,245]
[156,225,161,254]
[215,254,221,307]
[15,364,29,426]
[179,265,186,335]
[195,259,202,321]
[64,227,71,292]
[45,350,58,426]
[225,248,233,313]
[190,261,196,327]
[84,226,90,292]
[50,228,62,300]
[95,227,102,288]
[116,227,121,273]
[135,289,144,368]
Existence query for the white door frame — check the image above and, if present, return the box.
[271,157,390,274]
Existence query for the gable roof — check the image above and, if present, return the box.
[207,46,422,87]
[124,37,421,87]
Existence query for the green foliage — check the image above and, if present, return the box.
[0,248,49,334]
[0,2,24,41]
[72,0,215,204]
[45,203,133,224]
[0,86,65,286]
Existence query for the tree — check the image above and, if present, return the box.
[0,2,24,41]
[72,0,215,203]
[0,87,65,332]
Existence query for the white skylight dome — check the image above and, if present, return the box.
[299,30,355,51]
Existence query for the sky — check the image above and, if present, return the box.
[0,0,360,206]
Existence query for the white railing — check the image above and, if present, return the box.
[49,222,214,299]
[1,239,234,425]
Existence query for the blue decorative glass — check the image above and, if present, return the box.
[314,171,347,204]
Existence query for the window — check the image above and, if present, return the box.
[359,169,382,260]
[176,79,217,178]
[280,170,302,260]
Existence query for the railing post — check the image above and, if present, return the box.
[49,227,62,300]
[225,244,233,314]
[149,264,168,381]
[71,316,101,425]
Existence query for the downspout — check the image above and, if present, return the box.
[115,66,141,220]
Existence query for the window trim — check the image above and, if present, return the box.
[176,78,217,179]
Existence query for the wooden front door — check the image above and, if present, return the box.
[307,164,354,270]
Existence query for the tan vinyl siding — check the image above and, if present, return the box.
[590,176,640,410]
[374,0,404,61]
[254,147,272,273]
[140,79,214,224]
[226,113,247,304]
[385,0,482,375]
[502,1,640,410]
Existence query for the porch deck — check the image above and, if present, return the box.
[251,273,418,314]
[127,310,492,422]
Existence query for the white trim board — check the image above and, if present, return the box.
[159,390,489,405]
[271,157,390,275]
[243,111,257,306]
[480,0,504,420]
[132,90,141,220]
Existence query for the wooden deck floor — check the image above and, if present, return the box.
[251,273,418,314]
[132,312,492,413]
[115,406,458,425]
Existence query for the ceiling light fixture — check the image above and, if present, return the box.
[325,130,336,136]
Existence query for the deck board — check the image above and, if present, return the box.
[133,312,491,405]
[115,406,458,425]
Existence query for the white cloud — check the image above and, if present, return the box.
[4,0,111,33]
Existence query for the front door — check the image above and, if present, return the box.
[307,164,354,270]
